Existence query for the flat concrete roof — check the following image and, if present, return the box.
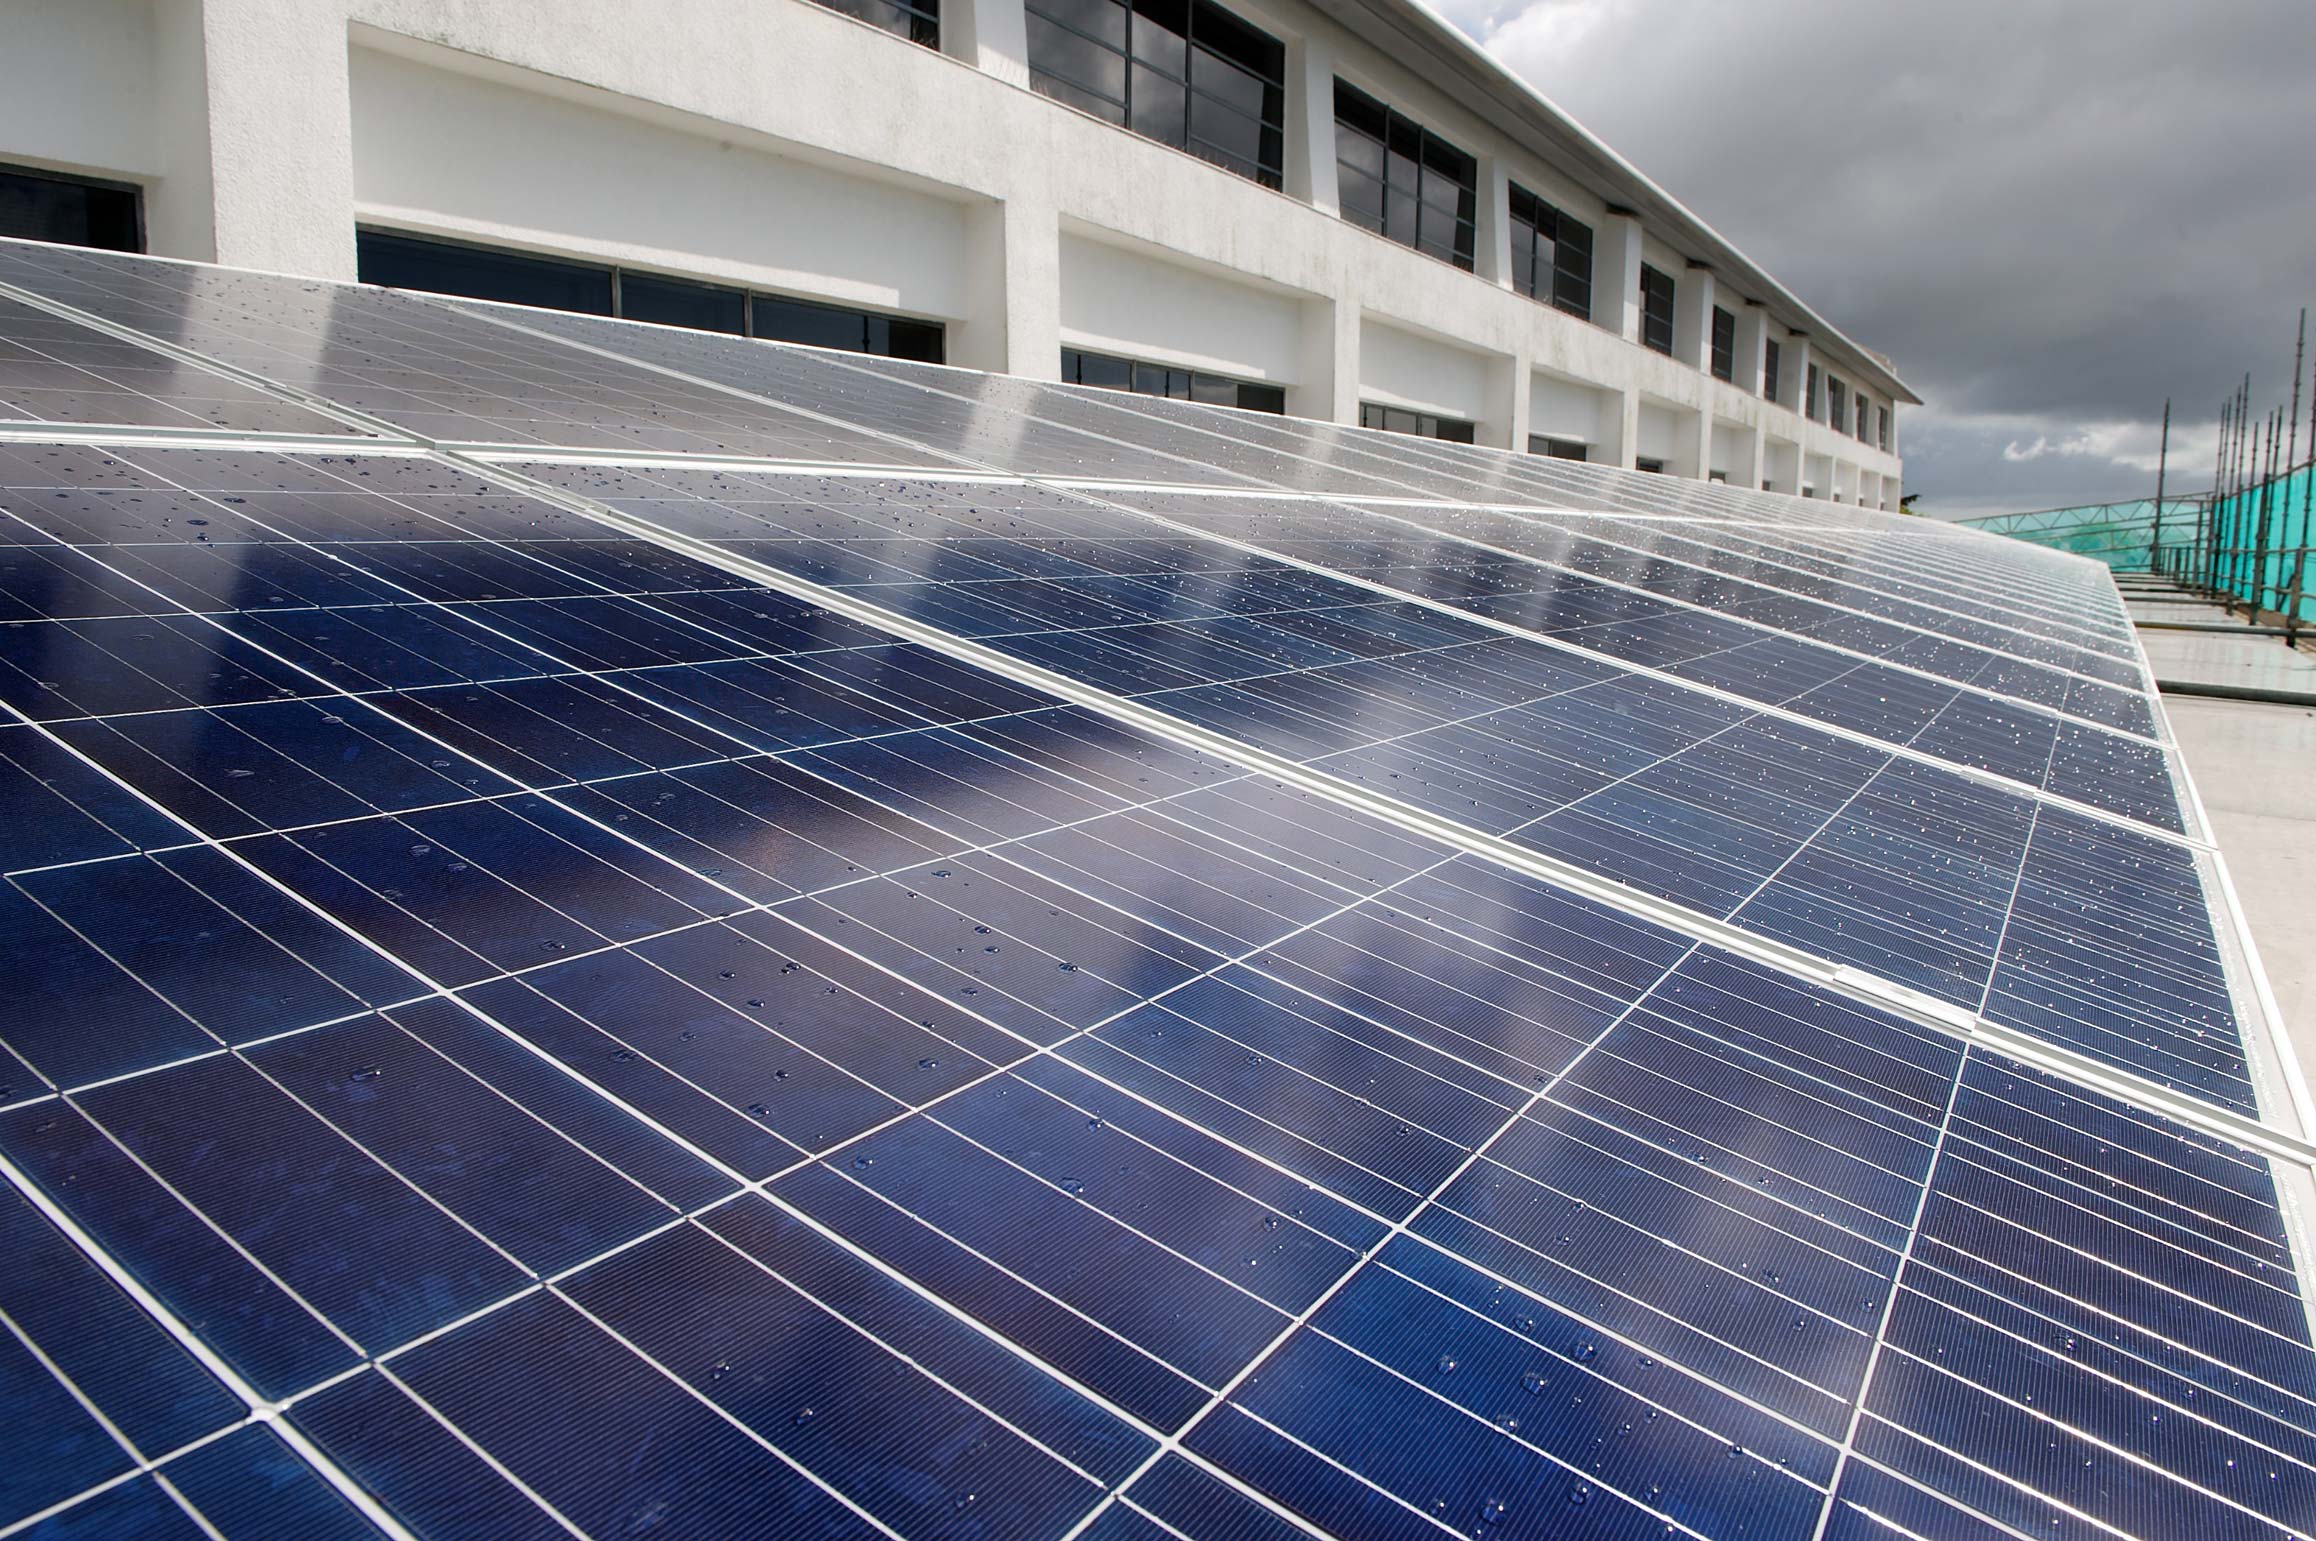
[2137,592,2316,1077]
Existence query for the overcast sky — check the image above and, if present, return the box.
[1440,0,2316,518]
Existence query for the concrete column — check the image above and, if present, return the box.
[1675,404,1707,480]
[1734,423,1764,490]
[1594,211,1643,346]
[956,191,1060,376]
[1293,290,1359,423]
[1734,303,1769,397]
[1670,264,1714,374]
[1598,385,1638,470]
[1479,347,1528,450]
[152,0,357,277]
[946,0,1030,86]
[1475,156,1513,290]
[1283,37,1338,214]
[1765,437,1801,495]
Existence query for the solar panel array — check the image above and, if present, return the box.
[0,237,2309,1541]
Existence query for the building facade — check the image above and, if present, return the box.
[0,0,1913,503]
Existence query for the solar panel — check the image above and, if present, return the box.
[0,240,2309,1541]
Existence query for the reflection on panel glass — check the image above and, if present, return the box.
[1027,0,1285,188]
[1061,347,1285,414]
[355,229,944,363]
[1359,402,1475,443]
[0,164,142,253]
[1334,81,1476,271]
[807,0,940,47]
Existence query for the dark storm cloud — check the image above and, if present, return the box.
[1444,0,2316,515]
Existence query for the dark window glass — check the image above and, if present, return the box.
[751,294,868,353]
[358,229,613,315]
[358,229,943,361]
[1506,184,1593,322]
[1334,81,1475,271]
[1710,306,1735,382]
[1528,435,1587,460]
[620,273,747,334]
[1062,347,1284,413]
[1360,402,1474,441]
[1877,406,1890,452]
[1826,375,1846,430]
[1635,457,1667,474]
[1638,264,1675,355]
[1855,394,1869,440]
[1763,338,1781,404]
[1028,0,1285,188]
[809,0,939,48]
[0,165,141,252]
[1805,362,1820,417]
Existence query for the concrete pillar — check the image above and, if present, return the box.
[946,0,1030,86]
[1765,437,1801,495]
[1734,303,1769,397]
[1479,347,1528,450]
[1476,155,1513,290]
[1675,405,1707,480]
[956,191,1060,376]
[1283,37,1339,214]
[1598,386,1638,470]
[1594,211,1643,346]
[1671,264,1714,374]
[1734,423,1764,490]
[1294,291,1359,423]
[151,0,357,278]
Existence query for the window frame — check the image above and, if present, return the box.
[0,162,144,253]
[1026,0,1287,189]
[1506,182,1593,322]
[1061,346,1285,413]
[1763,338,1781,404]
[807,0,940,49]
[1333,80,1478,272]
[354,227,945,363]
[1359,401,1476,442]
[1638,264,1676,356]
[1709,305,1736,383]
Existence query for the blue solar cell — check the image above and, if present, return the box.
[0,246,2298,1541]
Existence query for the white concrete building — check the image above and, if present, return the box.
[0,0,1913,503]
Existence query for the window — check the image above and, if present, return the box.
[1360,403,1475,442]
[1638,264,1675,355]
[1709,306,1735,382]
[1763,338,1781,404]
[1027,0,1285,188]
[1854,394,1868,441]
[809,0,939,48]
[1507,185,1593,321]
[1826,375,1846,431]
[1527,435,1587,460]
[753,295,945,362]
[1334,82,1477,270]
[356,229,944,362]
[1635,457,1667,474]
[1805,362,1819,418]
[1062,347,1285,413]
[1877,406,1890,453]
[0,164,141,252]
[358,230,613,314]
